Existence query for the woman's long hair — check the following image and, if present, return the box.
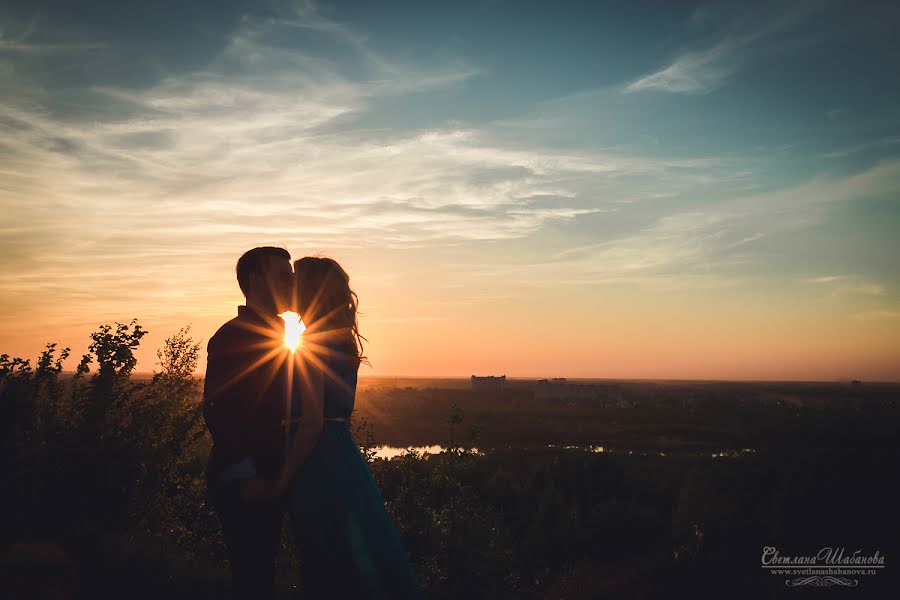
[293,256,368,366]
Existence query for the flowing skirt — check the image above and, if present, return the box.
[286,421,425,599]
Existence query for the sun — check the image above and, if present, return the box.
[280,311,306,352]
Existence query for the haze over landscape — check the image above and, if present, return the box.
[2,0,899,380]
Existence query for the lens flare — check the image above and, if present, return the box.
[280,311,305,352]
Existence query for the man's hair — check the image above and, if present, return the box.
[235,247,291,296]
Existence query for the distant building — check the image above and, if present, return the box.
[471,375,506,391]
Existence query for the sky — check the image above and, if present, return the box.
[1,0,899,380]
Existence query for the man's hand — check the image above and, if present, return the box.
[238,476,276,504]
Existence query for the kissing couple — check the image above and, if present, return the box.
[202,247,424,599]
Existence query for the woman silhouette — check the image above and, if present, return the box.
[275,256,424,599]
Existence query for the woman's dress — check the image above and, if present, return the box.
[286,340,424,599]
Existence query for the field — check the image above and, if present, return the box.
[355,376,899,451]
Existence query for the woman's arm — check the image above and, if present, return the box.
[275,356,325,496]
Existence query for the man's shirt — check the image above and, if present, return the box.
[202,305,296,482]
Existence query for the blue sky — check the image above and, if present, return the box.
[1,0,899,379]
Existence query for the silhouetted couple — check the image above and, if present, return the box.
[202,247,423,599]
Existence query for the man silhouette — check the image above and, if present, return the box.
[202,246,294,599]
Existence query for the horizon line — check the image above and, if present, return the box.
[58,370,899,385]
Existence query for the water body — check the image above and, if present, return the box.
[366,445,483,460]
[363,444,757,460]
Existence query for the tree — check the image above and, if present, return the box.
[88,318,147,380]
[128,326,207,537]
[154,325,201,383]
[81,319,147,425]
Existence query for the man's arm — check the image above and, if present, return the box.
[202,332,257,478]
[203,333,281,501]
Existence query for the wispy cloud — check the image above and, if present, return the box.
[0,39,107,53]
[458,158,900,289]
[0,3,732,257]
[623,3,824,95]
[623,39,741,95]
[807,275,848,284]
[1,1,735,331]
[851,310,900,321]
[805,275,886,297]
[821,137,900,159]
[727,232,766,248]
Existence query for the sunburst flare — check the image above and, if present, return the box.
[280,311,306,353]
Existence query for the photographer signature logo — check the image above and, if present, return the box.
[761,546,885,587]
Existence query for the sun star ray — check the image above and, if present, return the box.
[208,343,289,398]
[232,317,285,339]
[297,341,355,395]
